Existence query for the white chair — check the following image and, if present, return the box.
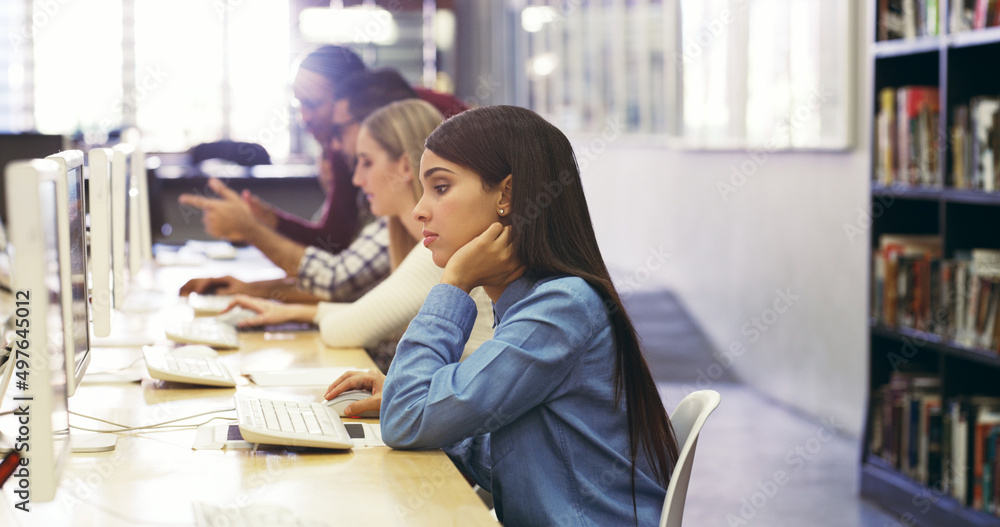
[659,389,722,527]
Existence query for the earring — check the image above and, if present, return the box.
[499,209,505,215]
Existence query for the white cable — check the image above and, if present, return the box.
[68,407,236,433]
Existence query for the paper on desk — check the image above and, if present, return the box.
[244,367,369,387]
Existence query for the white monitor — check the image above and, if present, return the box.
[4,158,71,502]
[110,144,133,308]
[130,145,153,271]
[87,148,113,338]
[45,150,92,397]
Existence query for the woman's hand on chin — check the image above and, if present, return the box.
[441,222,525,294]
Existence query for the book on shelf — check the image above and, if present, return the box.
[973,404,1000,511]
[971,96,1000,192]
[952,105,971,189]
[877,87,897,185]
[900,86,940,186]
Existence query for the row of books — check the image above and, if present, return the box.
[878,0,1000,41]
[952,96,1000,191]
[951,0,1000,33]
[868,371,1000,514]
[875,86,941,187]
[878,0,941,41]
[871,235,1000,353]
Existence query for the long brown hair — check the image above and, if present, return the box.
[425,105,678,515]
[361,99,444,268]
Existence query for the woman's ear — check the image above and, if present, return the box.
[395,156,414,185]
[497,174,513,217]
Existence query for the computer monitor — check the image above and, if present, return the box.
[0,133,64,227]
[110,144,133,308]
[46,150,92,397]
[4,158,71,502]
[129,145,153,273]
[87,148,114,338]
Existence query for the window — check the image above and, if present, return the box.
[512,0,853,150]
[1,0,292,158]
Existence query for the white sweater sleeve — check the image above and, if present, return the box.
[462,287,494,360]
[314,243,442,348]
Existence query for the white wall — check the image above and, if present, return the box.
[574,9,872,437]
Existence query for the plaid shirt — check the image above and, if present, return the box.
[297,218,390,302]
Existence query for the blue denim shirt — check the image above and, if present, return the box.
[381,276,666,527]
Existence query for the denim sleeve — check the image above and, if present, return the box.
[444,434,492,491]
[380,282,599,449]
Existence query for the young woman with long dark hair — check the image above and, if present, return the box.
[327,105,678,526]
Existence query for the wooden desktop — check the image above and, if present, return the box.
[0,249,498,526]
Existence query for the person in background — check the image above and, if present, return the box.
[179,70,417,304]
[324,105,679,526]
[222,99,493,372]
[182,45,468,256]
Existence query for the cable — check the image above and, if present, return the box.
[84,357,144,375]
[70,416,236,435]
[68,407,236,433]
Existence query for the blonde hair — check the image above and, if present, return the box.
[360,99,444,268]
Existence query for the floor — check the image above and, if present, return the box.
[626,290,901,527]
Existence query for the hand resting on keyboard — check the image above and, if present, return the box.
[222,295,319,329]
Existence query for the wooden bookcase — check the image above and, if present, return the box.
[863,2,1000,526]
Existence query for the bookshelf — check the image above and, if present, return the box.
[864,2,1000,526]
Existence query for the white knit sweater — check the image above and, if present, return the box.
[313,242,493,359]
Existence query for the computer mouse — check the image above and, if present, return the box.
[322,389,378,418]
[214,307,258,327]
[169,344,219,359]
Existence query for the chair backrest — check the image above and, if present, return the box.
[659,389,721,527]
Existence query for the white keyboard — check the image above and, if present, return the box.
[142,348,236,387]
[193,503,329,527]
[164,319,240,349]
[234,394,354,450]
[187,293,234,315]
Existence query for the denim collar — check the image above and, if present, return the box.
[491,276,536,328]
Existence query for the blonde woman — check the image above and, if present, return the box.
[226,99,492,367]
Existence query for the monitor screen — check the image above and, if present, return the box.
[4,158,71,503]
[48,150,92,397]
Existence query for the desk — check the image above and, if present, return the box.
[0,251,498,526]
